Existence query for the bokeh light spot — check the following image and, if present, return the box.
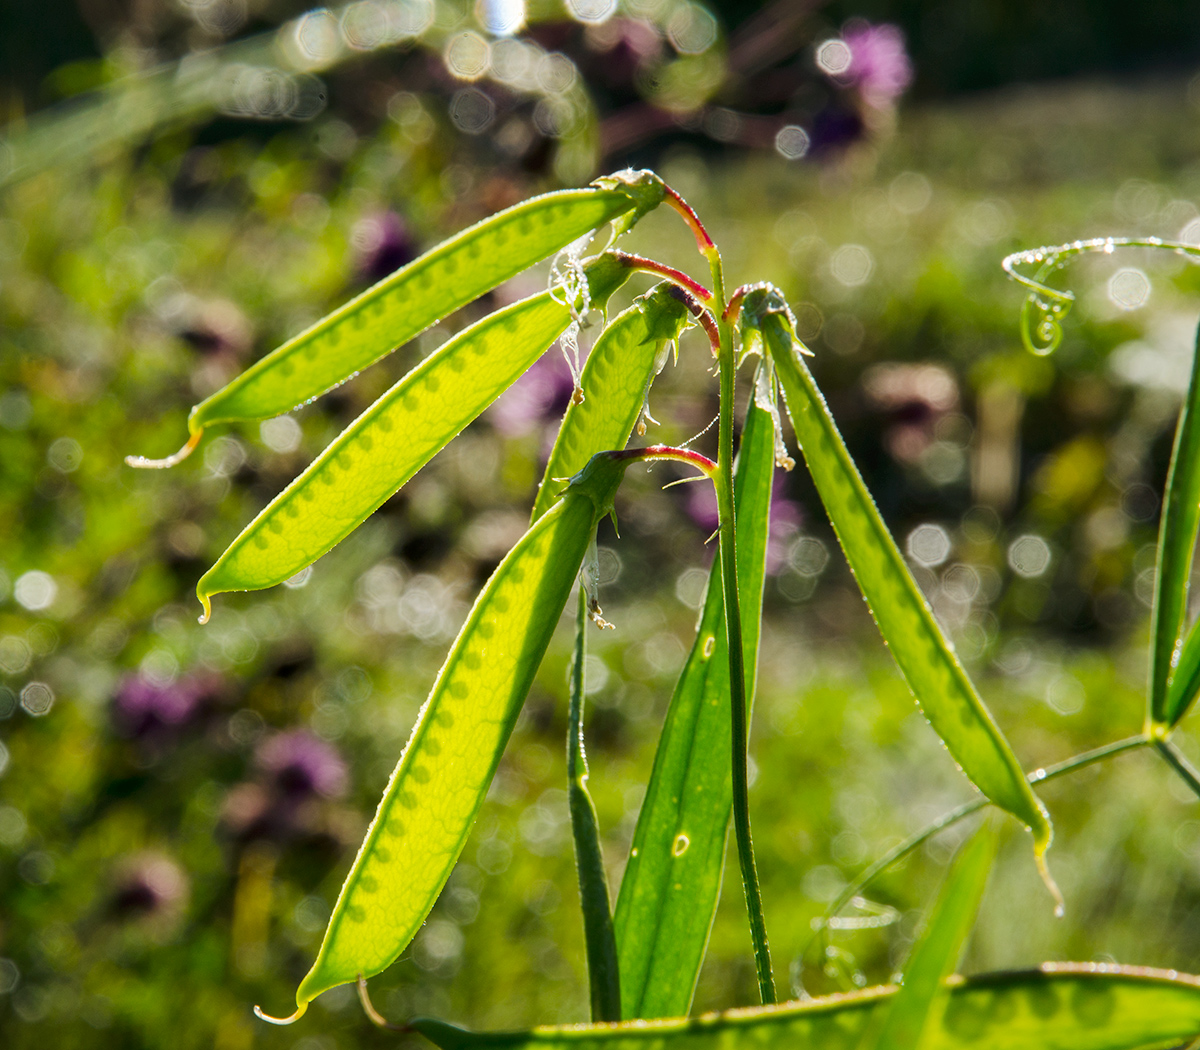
[1108,268,1150,311]
[816,39,852,76]
[774,125,810,161]
[1008,534,1052,578]
[14,571,56,612]
[907,524,951,568]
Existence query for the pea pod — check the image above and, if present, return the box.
[614,394,775,1020]
[280,452,634,1018]
[749,289,1053,874]
[410,965,1200,1050]
[197,253,632,621]
[131,174,665,466]
[532,282,691,523]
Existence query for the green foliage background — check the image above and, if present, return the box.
[5,5,1200,1047]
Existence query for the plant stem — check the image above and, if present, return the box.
[1154,737,1200,801]
[567,589,622,1021]
[663,177,775,1003]
[709,247,777,1007]
[806,734,1150,972]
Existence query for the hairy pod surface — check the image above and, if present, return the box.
[197,254,632,619]
[754,297,1053,864]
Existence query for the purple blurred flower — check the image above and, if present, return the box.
[843,23,913,106]
[255,729,348,800]
[489,352,577,438]
[112,853,189,919]
[863,362,959,464]
[353,212,418,283]
[112,673,214,739]
[766,476,803,575]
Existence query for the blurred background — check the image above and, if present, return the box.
[5,1,1200,1047]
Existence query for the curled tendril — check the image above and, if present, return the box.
[1003,236,1200,356]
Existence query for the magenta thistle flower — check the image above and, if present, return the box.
[843,23,913,106]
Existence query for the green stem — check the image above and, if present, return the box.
[1154,737,1200,801]
[806,734,1150,972]
[710,254,776,1007]
[567,589,622,1021]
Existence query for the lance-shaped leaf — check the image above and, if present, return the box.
[411,965,1200,1050]
[197,254,632,621]
[748,289,1053,869]
[1151,323,1200,729]
[613,396,775,1020]
[137,176,663,463]
[868,821,996,1050]
[281,452,633,1018]
[532,282,691,523]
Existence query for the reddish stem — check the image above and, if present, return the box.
[662,183,716,252]
[611,250,713,302]
[663,284,721,355]
[606,444,717,476]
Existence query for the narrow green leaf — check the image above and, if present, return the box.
[1152,323,1200,728]
[868,822,996,1050]
[613,396,776,1020]
[751,292,1052,869]
[188,187,643,434]
[197,254,632,620]
[531,283,690,522]
[410,965,1200,1050]
[290,453,633,1014]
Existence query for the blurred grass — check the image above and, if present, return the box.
[4,70,1200,1047]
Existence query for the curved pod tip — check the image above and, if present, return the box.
[1036,848,1064,918]
[253,1002,307,1025]
[125,428,203,470]
[197,591,212,625]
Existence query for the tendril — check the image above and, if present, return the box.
[1002,236,1200,357]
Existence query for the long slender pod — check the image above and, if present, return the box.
[275,453,633,1019]
[197,254,633,620]
[568,590,622,1022]
[132,174,665,462]
[868,822,996,1050]
[748,288,1054,875]
[1151,323,1200,729]
[613,395,775,1020]
[411,965,1200,1050]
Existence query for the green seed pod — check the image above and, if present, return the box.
[749,286,1054,883]
[275,451,633,1018]
[197,253,632,622]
